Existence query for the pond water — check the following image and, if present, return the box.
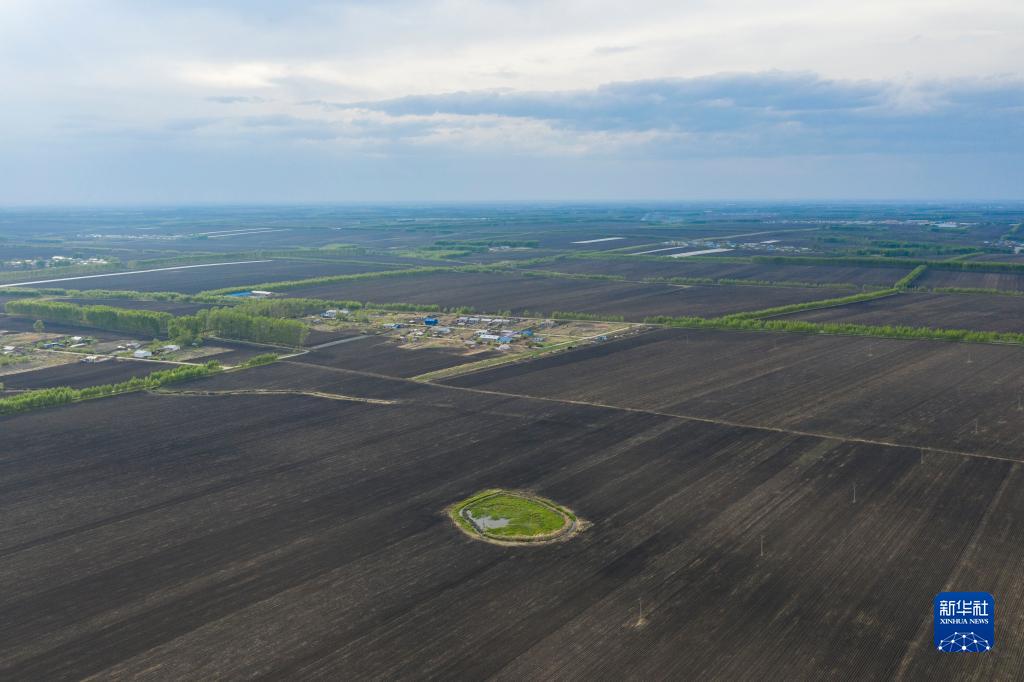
[465,510,510,530]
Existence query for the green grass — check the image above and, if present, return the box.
[451,490,572,540]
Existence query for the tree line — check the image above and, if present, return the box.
[199,266,456,296]
[644,314,1024,346]
[516,269,627,282]
[720,289,899,321]
[231,296,477,316]
[6,299,171,337]
[752,254,1024,274]
[894,265,928,289]
[929,286,1024,297]
[0,362,221,415]
[644,275,857,290]
[1,287,231,303]
[550,311,626,322]
[169,308,309,346]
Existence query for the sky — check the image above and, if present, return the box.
[0,0,1021,204]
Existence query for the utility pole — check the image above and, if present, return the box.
[760,534,765,557]
[852,482,857,504]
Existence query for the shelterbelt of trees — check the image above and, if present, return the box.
[720,289,898,321]
[199,266,455,296]
[5,298,306,346]
[0,362,221,415]
[169,308,308,346]
[4,287,230,303]
[646,314,1024,345]
[751,255,1024,273]
[5,299,171,337]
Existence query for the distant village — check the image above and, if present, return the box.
[2,255,110,270]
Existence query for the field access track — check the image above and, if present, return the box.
[445,327,1024,459]
[1,259,404,294]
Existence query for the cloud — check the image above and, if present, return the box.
[302,72,1024,156]
[37,71,1024,164]
[206,95,270,104]
[346,72,889,132]
[592,45,640,56]
[0,0,1022,202]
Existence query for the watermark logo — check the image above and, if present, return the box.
[934,592,994,652]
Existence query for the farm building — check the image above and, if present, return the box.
[132,350,153,359]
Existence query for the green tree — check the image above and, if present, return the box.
[7,300,171,337]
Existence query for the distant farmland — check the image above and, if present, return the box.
[279,271,860,320]
[524,258,908,287]
[916,268,1024,292]
[444,327,1024,459]
[780,291,1024,333]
